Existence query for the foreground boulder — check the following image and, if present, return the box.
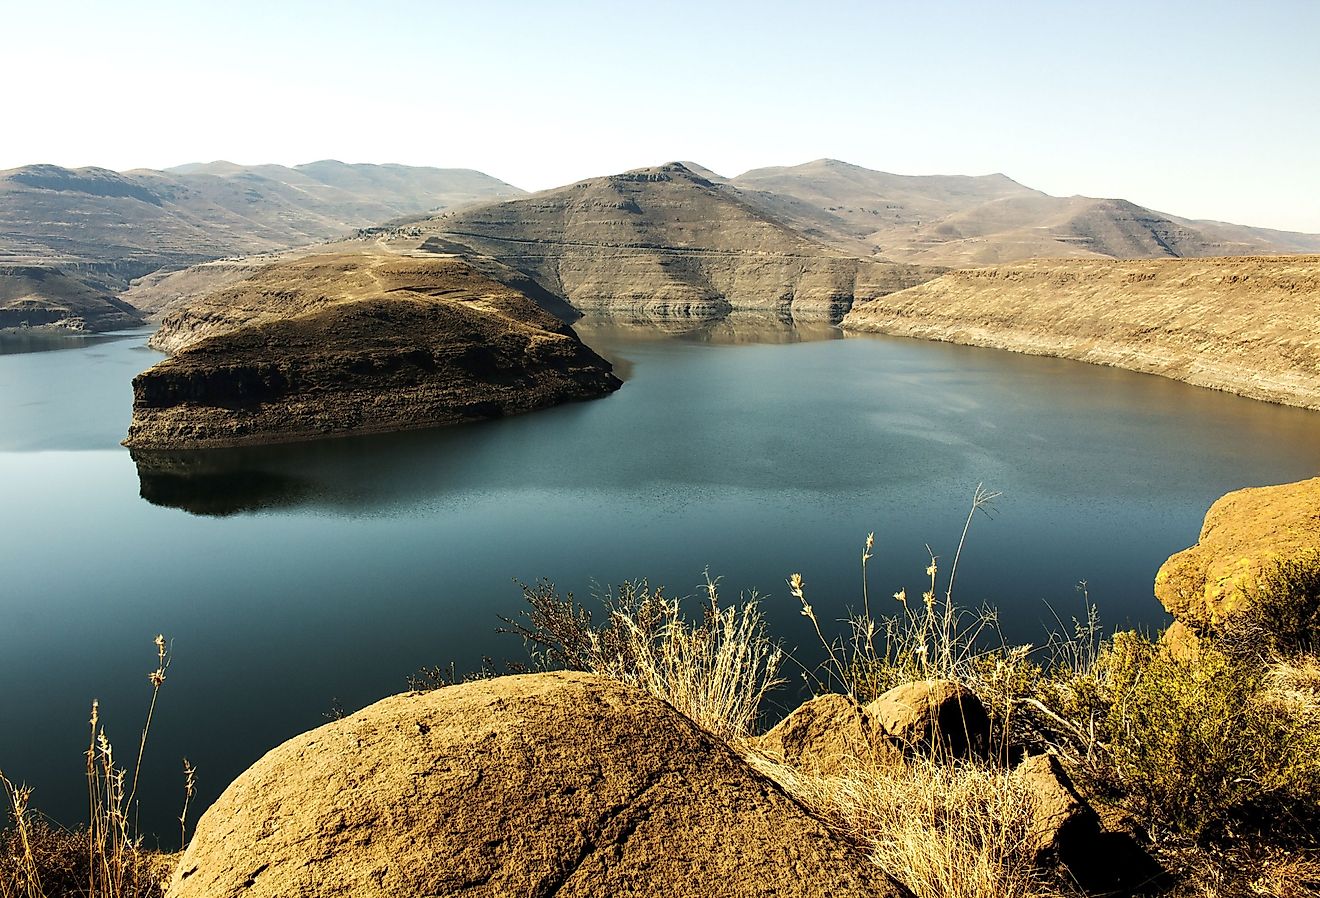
[1011,753,1167,895]
[125,252,621,449]
[867,679,991,759]
[753,693,898,775]
[169,672,899,898]
[1155,477,1320,650]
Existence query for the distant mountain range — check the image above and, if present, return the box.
[724,159,1320,265]
[3,156,1318,332]
[0,160,524,279]
[410,162,935,323]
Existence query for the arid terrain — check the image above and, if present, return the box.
[730,158,1320,266]
[125,251,620,449]
[842,255,1320,409]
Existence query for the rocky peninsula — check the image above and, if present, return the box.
[0,264,145,332]
[124,252,620,449]
[842,255,1320,409]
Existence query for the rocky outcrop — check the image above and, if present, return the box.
[842,255,1320,409]
[753,693,898,775]
[868,679,991,760]
[1155,477,1320,641]
[124,252,620,449]
[754,681,991,773]
[413,163,939,323]
[0,265,144,332]
[167,672,899,898]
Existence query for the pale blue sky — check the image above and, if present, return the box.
[5,0,1318,231]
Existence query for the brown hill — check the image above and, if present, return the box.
[0,265,144,331]
[731,159,1320,266]
[125,251,620,449]
[0,161,524,278]
[842,255,1320,409]
[412,162,939,323]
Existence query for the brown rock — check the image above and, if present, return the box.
[1011,753,1097,864]
[753,693,898,775]
[866,680,991,759]
[168,672,900,898]
[1155,477,1320,637]
[125,252,621,449]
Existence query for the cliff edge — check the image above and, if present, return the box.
[124,252,620,449]
[842,255,1320,409]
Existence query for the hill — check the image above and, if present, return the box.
[0,161,524,280]
[842,255,1320,409]
[730,159,1320,266]
[0,264,144,331]
[411,162,938,323]
[126,251,620,449]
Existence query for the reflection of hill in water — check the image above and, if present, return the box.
[574,312,843,346]
[129,401,597,517]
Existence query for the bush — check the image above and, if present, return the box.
[503,576,784,741]
[1049,632,1320,841]
[1222,550,1320,661]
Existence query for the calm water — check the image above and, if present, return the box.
[3,321,1320,840]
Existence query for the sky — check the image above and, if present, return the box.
[4,0,1319,232]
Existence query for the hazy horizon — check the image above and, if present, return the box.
[5,0,1318,232]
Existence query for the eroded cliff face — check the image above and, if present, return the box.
[842,255,1320,409]
[1156,477,1320,642]
[124,252,620,449]
[414,163,939,323]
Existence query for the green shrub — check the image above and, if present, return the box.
[1222,550,1320,661]
[1072,632,1320,841]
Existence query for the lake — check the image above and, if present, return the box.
[3,319,1319,842]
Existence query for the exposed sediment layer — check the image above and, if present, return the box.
[124,252,620,449]
[415,163,940,322]
[842,255,1320,409]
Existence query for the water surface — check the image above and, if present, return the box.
[2,321,1319,839]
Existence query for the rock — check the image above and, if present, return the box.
[168,672,901,898]
[1012,754,1170,895]
[125,252,621,449]
[753,693,898,775]
[1155,477,1320,640]
[866,680,991,759]
[1011,753,1098,865]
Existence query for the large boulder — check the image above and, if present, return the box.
[168,672,901,898]
[753,693,899,775]
[1155,477,1320,643]
[866,680,991,759]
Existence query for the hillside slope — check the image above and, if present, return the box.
[127,251,620,449]
[0,161,523,277]
[842,255,1320,409]
[731,159,1320,266]
[413,162,938,322]
[0,265,144,330]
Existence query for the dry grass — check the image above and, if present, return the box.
[747,751,1060,898]
[504,575,784,741]
[1,637,176,898]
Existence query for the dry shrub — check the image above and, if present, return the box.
[504,575,783,741]
[1,637,176,898]
[747,751,1058,898]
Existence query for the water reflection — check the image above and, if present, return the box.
[574,312,844,346]
[0,327,151,356]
